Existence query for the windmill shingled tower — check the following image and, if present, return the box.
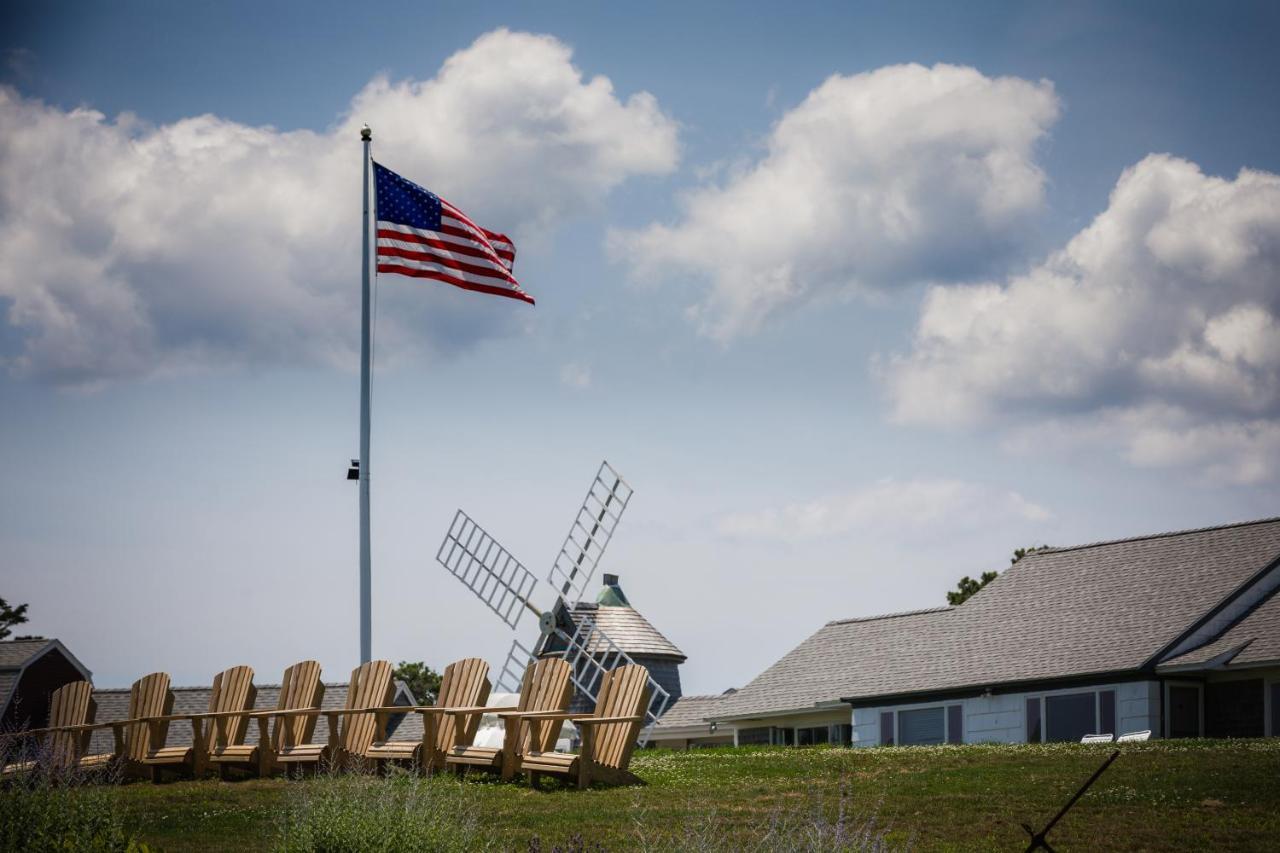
[435,461,676,743]
[540,573,686,713]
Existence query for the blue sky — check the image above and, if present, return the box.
[2,1,1278,693]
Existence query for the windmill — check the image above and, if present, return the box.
[435,461,672,743]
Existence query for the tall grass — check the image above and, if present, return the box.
[271,768,486,853]
[0,739,145,853]
[527,781,904,852]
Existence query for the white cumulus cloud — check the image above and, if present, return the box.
[716,478,1050,543]
[611,63,1060,339]
[886,154,1280,484]
[0,29,679,386]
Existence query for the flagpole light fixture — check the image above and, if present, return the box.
[347,459,360,481]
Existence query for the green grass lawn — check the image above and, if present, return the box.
[13,739,1280,851]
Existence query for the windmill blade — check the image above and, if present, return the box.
[437,509,542,630]
[553,613,671,746]
[494,637,538,694]
[548,461,634,605]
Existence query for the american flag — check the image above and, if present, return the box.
[373,162,534,305]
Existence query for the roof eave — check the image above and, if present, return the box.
[839,667,1158,708]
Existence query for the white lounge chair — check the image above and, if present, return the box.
[1080,733,1114,743]
[1116,729,1151,742]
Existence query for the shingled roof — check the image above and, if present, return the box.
[650,694,727,734]
[713,517,1280,720]
[1158,586,1280,670]
[568,602,686,661]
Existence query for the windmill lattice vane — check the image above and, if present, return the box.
[436,461,670,744]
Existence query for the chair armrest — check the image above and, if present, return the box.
[496,710,573,720]
[444,705,518,715]
[363,705,418,714]
[573,715,645,726]
[47,720,129,733]
[130,710,250,724]
[250,708,330,719]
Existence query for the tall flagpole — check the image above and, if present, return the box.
[358,123,373,664]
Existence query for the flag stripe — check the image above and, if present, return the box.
[376,262,536,304]
[376,255,522,289]
[377,243,520,284]
[377,230,506,265]
[378,220,514,267]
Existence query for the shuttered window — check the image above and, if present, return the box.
[947,705,963,744]
[880,711,895,745]
[1099,690,1116,736]
[899,707,946,745]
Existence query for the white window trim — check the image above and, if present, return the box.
[1026,687,1119,741]
[878,703,960,746]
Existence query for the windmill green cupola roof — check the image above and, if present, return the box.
[596,573,631,606]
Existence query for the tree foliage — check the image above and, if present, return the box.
[393,661,442,704]
[946,545,1053,605]
[946,571,999,606]
[0,598,30,641]
[1011,545,1050,564]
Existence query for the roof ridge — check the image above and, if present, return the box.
[1031,515,1280,557]
[826,605,953,627]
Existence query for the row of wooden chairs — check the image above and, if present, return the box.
[1,657,651,789]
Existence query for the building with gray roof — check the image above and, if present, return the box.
[647,692,735,749]
[0,638,91,733]
[709,517,1280,747]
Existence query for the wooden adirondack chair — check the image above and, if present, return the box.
[39,672,174,780]
[140,665,256,782]
[365,657,490,772]
[1,680,95,776]
[515,663,651,789]
[209,660,324,778]
[445,657,573,781]
[266,659,393,773]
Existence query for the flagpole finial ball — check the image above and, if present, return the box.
[360,124,372,141]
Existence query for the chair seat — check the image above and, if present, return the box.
[275,744,326,763]
[521,751,578,773]
[446,745,501,768]
[77,752,115,769]
[366,740,418,760]
[2,759,37,776]
[143,746,192,765]
[209,744,258,763]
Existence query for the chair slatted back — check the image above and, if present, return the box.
[123,672,173,762]
[47,681,94,769]
[588,664,650,771]
[433,658,490,752]
[204,665,255,751]
[272,660,324,752]
[340,660,393,754]
[517,658,573,753]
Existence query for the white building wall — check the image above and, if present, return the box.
[850,680,1162,747]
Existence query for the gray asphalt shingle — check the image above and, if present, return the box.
[569,603,686,660]
[651,694,726,732]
